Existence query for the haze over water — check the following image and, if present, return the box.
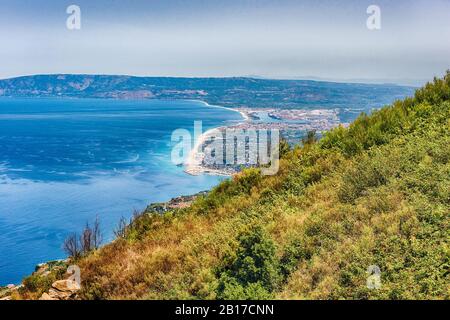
[0,98,242,285]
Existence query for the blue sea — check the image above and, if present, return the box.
[0,98,243,285]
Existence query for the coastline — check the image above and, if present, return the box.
[184,100,249,176]
[187,99,250,121]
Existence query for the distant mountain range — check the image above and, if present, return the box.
[0,74,415,109]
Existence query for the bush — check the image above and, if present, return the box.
[216,226,281,299]
[280,238,312,279]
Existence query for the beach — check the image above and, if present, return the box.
[184,101,249,176]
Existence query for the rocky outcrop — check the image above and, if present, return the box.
[0,284,21,300]
[145,191,208,214]
[39,279,81,301]
[52,279,81,292]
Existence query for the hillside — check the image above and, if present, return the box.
[14,72,450,300]
[0,75,414,109]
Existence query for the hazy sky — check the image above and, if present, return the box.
[1,0,450,84]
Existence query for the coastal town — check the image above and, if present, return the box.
[185,107,348,176]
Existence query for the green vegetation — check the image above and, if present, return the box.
[216,226,280,299]
[20,72,450,300]
[19,260,68,299]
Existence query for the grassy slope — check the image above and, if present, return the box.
[20,73,450,300]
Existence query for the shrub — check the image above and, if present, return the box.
[216,226,281,299]
[280,238,312,279]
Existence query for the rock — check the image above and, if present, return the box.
[52,279,81,293]
[39,292,57,301]
[38,279,81,300]
[145,191,209,214]
[47,288,72,300]
[35,263,49,274]
[6,284,15,289]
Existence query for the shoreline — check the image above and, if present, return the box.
[183,100,249,176]
[186,99,250,121]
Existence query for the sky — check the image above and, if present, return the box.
[1,0,450,85]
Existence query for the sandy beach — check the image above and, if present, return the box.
[184,101,248,176]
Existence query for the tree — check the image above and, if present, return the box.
[114,216,128,239]
[63,233,81,260]
[92,216,102,250]
[80,216,102,254]
[63,217,103,259]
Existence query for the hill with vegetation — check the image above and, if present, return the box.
[15,72,449,300]
[0,74,414,109]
